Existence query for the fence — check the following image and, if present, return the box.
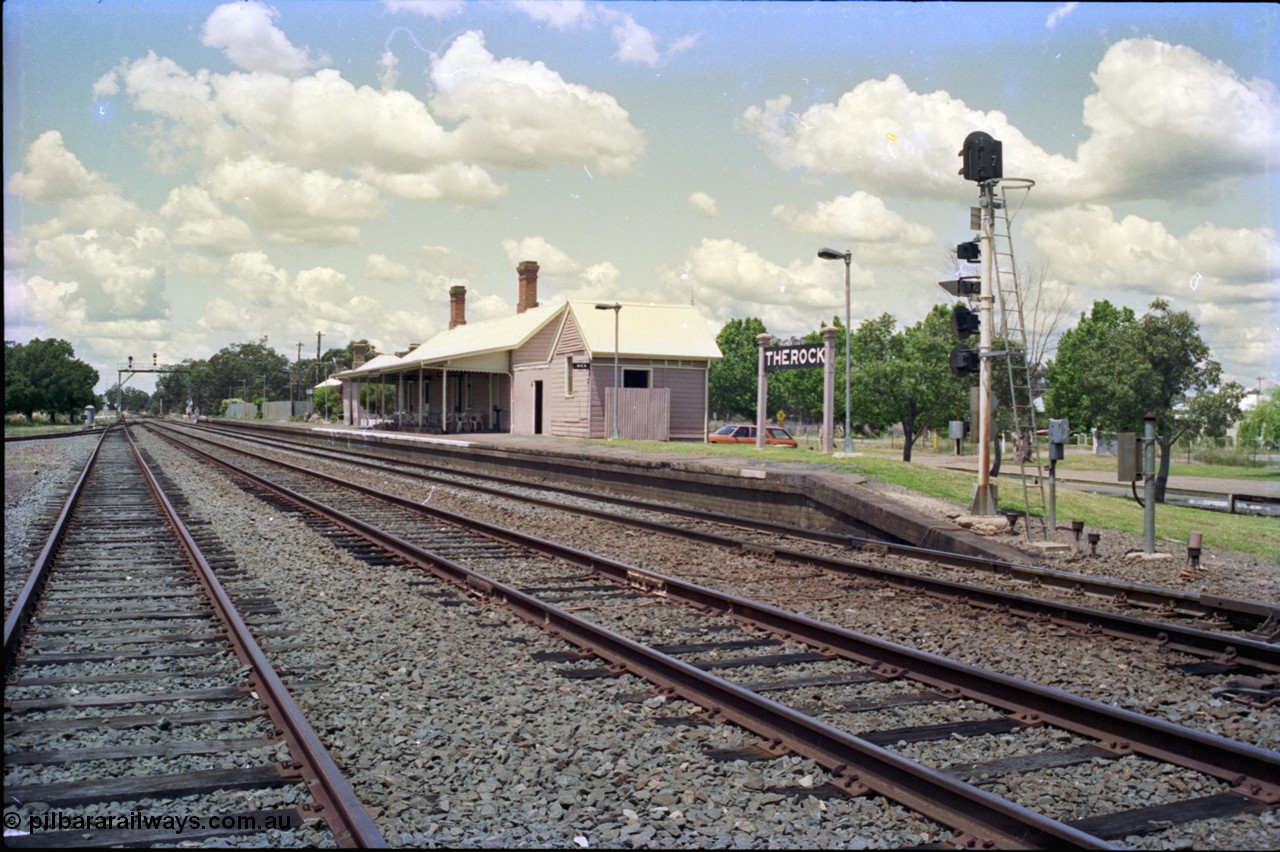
[223,401,313,420]
[604,388,670,441]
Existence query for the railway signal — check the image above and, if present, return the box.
[951,304,980,339]
[956,131,1003,514]
[937,276,980,297]
[949,345,979,378]
[959,131,1002,182]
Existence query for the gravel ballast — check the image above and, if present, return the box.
[6,431,1277,849]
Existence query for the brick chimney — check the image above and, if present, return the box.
[517,261,539,314]
[352,340,368,368]
[449,285,467,329]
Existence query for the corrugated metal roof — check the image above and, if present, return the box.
[395,302,566,369]
[569,301,721,360]
[334,298,722,376]
[334,352,403,378]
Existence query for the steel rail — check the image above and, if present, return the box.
[153,426,1280,819]
[150,426,1111,849]
[4,425,111,667]
[189,420,1277,631]
[120,427,387,848]
[165,421,1280,670]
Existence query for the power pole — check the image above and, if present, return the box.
[316,331,324,389]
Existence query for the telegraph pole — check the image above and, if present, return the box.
[974,177,997,515]
[957,131,1003,516]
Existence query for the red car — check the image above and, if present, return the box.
[708,424,798,447]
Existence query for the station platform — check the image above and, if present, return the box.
[224,419,1034,564]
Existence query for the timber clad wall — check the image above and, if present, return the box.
[654,365,708,440]
[512,317,560,367]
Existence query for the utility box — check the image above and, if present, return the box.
[1116,432,1143,481]
[1048,418,1068,461]
[1048,419,1069,444]
[948,420,966,440]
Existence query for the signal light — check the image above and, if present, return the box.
[951,304,980,340]
[938,277,980,298]
[153,352,158,367]
[950,345,979,377]
[957,241,980,262]
[959,131,1002,182]
[128,356,133,369]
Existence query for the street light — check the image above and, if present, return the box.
[818,248,853,452]
[595,303,622,439]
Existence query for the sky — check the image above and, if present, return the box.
[4,1,1277,400]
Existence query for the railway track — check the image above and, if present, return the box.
[168,420,1280,671]
[3,426,384,848]
[146,421,1280,849]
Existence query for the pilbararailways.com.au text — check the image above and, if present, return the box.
[5,811,296,834]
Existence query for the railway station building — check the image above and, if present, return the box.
[334,262,722,440]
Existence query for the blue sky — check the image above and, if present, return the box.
[4,1,1276,398]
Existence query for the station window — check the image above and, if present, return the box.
[622,368,650,389]
[564,355,574,396]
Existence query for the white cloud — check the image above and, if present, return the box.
[6,131,118,204]
[1073,38,1280,202]
[771,192,935,246]
[207,155,384,246]
[744,39,1278,206]
[1046,3,1079,29]
[512,0,590,30]
[159,185,256,255]
[365,254,413,281]
[383,0,465,20]
[742,75,1076,202]
[689,191,719,218]
[1024,205,1279,383]
[668,238,876,336]
[430,32,645,174]
[201,1,321,76]
[32,230,169,320]
[510,2,697,67]
[500,236,621,302]
[1024,205,1279,297]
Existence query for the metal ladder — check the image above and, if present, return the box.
[990,180,1047,541]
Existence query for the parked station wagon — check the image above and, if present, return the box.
[708,424,798,447]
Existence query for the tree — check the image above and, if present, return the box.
[105,383,151,414]
[708,318,767,421]
[850,307,971,461]
[1044,300,1137,429]
[1237,387,1280,451]
[313,386,342,421]
[4,338,99,421]
[1046,299,1240,502]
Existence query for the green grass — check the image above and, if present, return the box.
[3,423,91,436]
[1053,453,1278,481]
[597,438,1280,561]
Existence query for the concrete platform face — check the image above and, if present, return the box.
[213,419,1037,564]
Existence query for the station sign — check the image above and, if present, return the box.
[571,361,591,370]
[764,343,825,372]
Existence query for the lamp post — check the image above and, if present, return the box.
[595,303,622,439]
[818,248,853,452]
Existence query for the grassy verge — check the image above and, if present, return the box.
[603,439,1279,561]
[3,423,92,437]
